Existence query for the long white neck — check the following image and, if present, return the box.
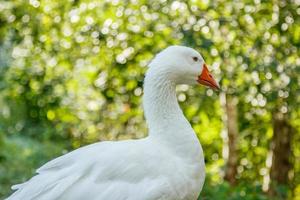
[143,67,201,156]
[143,68,183,133]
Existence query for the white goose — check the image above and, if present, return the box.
[7,46,219,200]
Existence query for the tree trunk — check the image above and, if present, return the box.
[224,94,239,185]
[268,112,293,195]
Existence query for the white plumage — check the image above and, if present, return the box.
[7,46,219,200]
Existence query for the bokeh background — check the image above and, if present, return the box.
[0,0,299,199]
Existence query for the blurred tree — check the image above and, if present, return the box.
[266,1,300,195]
[270,112,294,189]
[224,94,239,185]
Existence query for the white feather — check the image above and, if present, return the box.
[6,46,208,200]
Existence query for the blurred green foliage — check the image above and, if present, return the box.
[0,0,299,199]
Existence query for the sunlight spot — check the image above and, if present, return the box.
[201,26,209,34]
[29,0,40,8]
[280,105,288,113]
[134,87,142,96]
[178,93,186,102]
[206,89,213,96]
[281,23,288,31]
[86,17,94,25]
[22,15,30,23]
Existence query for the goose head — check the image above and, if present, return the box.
[148,45,220,90]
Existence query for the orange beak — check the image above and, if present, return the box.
[197,64,220,90]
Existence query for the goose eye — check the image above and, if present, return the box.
[192,57,198,62]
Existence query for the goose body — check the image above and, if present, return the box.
[7,46,219,200]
